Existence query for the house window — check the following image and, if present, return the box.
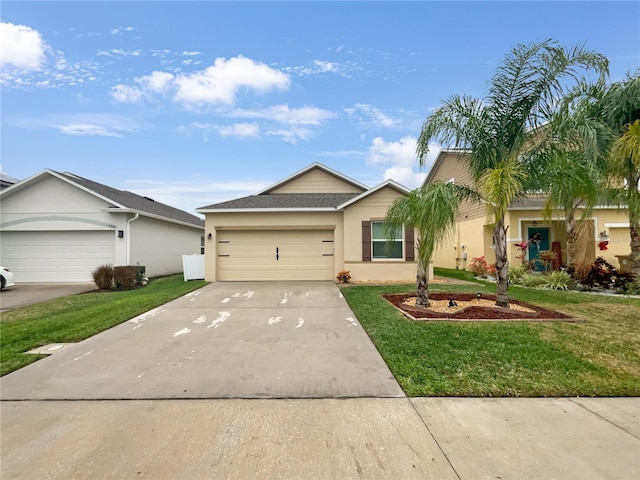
[371,221,403,260]
[201,235,205,254]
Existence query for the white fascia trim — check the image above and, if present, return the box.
[0,169,128,210]
[423,149,472,186]
[605,222,630,228]
[256,162,369,195]
[337,180,411,210]
[196,207,337,213]
[102,208,204,230]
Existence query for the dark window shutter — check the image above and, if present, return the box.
[405,227,415,262]
[362,221,372,261]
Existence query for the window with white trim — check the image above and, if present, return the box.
[371,221,403,260]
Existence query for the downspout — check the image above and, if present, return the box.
[126,213,140,265]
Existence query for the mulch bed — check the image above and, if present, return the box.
[382,292,582,322]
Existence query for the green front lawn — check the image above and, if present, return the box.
[342,273,640,397]
[0,275,208,376]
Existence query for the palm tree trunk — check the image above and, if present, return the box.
[630,221,640,276]
[494,221,510,307]
[565,214,577,267]
[415,260,430,307]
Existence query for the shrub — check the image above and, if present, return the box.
[469,256,495,278]
[92,264,114,290]
[508,264,529,285]
[518,273,547,288]
[114,266,139,290]
[336,270,351,284]
[567,257,634,291]
[541,270,574,291]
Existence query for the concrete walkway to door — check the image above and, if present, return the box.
[0,281,404,400]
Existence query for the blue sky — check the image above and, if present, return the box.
[2,1,639,215]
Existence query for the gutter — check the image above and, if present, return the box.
[126,213,139,265]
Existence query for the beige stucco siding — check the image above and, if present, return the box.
[203,211,343,282]
[427,152,485,221]
[342,186,420,282]
[129,216,202,278]
[269,169,363,194]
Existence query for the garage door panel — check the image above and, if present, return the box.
[0,231,115,283]
[217,230,334,281]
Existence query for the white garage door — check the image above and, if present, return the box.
[0,231,115,283]
[217,230,334,281]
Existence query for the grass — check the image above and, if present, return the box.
[342,269,640,397]
[0,275,208,376]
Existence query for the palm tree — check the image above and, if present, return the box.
[385,182,478,306]
[417,40,608,307]
[601,74,640,274]
[610,119,640,273]
[536,82,609,266]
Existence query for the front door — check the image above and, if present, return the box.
[527,227,550,271]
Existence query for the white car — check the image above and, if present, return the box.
[1,266,15,290]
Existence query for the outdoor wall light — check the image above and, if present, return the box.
[117,230,124,238]
[207,233,212,240]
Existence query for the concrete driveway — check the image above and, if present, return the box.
[0,283,95,312]
[0,281,404,399]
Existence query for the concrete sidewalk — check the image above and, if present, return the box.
[1,397,638,479]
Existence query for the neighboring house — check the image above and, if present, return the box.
[0,170,204,283]
[425,150,631,271]
[1,173,19,190]
[196,163,423,282]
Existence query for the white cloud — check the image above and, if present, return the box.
[179,122,260,140]
[110,26,135,35]
[0,22,47,69]
[54,123,123,137]
[112,84,143,102]
[228,105,336,125]
[283,59,356,77]
[139,71,174,93]
[174,55,290,105]
[345,103,398,129]
[366,136,437,188]
[97,49,141,57]
[111,55,290,107]
[182,51,201,56]
[124,178,272,214]
[217,123,260,138]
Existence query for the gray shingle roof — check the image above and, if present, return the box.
[199,193,361,210]
[59,172,204,228]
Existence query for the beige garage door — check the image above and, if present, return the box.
[217,230,334,281]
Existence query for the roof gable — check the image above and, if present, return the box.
[258,163,368,195]
[423,149,472,186]
[1,169,203,228]
[338,180,411,209]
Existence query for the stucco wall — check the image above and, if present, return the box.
[342,186,421,282]
[269,169,363,194]
[129,216,203,277]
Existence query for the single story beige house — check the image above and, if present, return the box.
[196,163,423,282]
[425,150,632,271]
[0,170,204,282]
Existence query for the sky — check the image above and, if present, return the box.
[2,1,639,216]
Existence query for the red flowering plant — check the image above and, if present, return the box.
[469,256,496,278]
[514,240,530,265]
[598,241,609,251]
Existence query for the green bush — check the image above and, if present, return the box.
[91,264,114,290]
[541,270,574,291]
[518,272,547,288]
[508,264,529,285]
